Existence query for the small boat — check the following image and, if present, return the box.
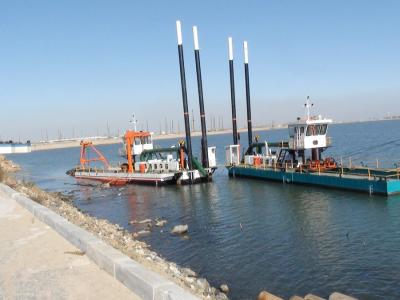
[67,129,216,186]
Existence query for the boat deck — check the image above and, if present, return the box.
[228,164,400,195]
[72,168,179,185]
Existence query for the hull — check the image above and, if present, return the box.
[228,166,400,196]
[73,170,178,185]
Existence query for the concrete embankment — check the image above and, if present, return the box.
[0,185,140,299]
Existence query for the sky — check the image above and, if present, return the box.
[1,0,400,141]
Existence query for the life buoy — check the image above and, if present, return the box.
[308,160,320,171]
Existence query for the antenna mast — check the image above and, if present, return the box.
[304,96,314,120]
[130,114,138,131]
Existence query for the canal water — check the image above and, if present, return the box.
[8,120,400,300]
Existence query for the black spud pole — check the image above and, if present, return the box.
[176,20,193,170]
[244,41,253,147]
[192,26,209,168]
[228,37,238,145]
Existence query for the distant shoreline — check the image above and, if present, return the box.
[30,118,400,152]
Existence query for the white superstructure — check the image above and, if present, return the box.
[288,116,332,150]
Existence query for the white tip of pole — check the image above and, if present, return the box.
[193,26,199,50]
[228,37,233,60]
[243,41,249,64]
[176,20,183,45]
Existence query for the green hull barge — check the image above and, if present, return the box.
[225,95,400,196]
[228,165,400,195]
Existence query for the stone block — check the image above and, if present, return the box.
[305,294,326,300]
[86,240,131,277]
[329,292,358,300]
[155,283,200,300]
[32,206,97,252]
[12,193,42,214]
[257,291,284,300]
[0,183,18,196]
[115,259,171,300]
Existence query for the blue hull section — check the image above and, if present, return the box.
[228,166,400,196]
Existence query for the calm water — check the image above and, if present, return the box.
[8,120,400,300]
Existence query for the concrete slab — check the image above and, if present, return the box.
[115,259,172,300]
[155,283,201,300]
[12,192,42,214]
[86,240,131,277]
[0,183,18,196]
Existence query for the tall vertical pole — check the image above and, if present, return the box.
[176,20,193,170]
[193,26,209,168]
[243,41,253,147]
[228,37,238,145]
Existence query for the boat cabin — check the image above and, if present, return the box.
[124,130,154,156]
[288,115,332,151]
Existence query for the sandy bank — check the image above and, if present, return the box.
[31,126,283,151]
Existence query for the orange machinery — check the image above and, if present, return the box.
[79,141,110,169]
[124,130,152,173]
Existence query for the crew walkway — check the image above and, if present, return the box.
[0,188,140,300]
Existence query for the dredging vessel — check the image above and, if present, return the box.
[67,21,217,186]
[67,129,216,185]
[224,39,400,196]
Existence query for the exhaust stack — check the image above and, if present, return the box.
[192,26,209,168]
[176,20,193,170]
[243,41,253,147]
[228,37,238,145]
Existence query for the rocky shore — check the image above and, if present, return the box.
[0,155,228,300]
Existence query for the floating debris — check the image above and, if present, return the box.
[100,182,111,188]
[171,224,188,235]
[220,284,229,294]
[136,230,151,236]
[139,218,152,224]
[155,219,167,227]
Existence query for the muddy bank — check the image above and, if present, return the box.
[0,155,228,300]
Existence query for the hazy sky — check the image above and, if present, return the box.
[1,1,400,141]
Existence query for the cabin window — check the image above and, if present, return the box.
[306,125,317,136]
[317,124,327,135]
[135,139,141,145]
[154,164,157,170]
[300,126,305,134]
[165,164,169,170]
[289,127,295,138]
[159,164,163,169]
